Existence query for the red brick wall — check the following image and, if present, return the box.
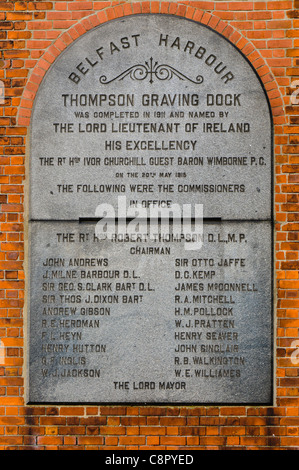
[0,0,298,449]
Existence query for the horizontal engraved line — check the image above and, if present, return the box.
[29,218,273,223]
[78,217,221,224]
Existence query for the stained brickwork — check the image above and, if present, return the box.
[0,0,298,449]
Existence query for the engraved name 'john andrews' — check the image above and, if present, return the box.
[68,33,234,84]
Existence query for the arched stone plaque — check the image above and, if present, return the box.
[27,15,273,404]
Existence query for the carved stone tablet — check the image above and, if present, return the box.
[29,15,272,221]
[27,221,272,404]
[27,15,273,404]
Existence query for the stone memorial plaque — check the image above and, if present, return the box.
[27,221,272,404]
[29,15,272,221]
[27,14,273,404]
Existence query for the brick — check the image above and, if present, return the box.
[77,436,104,445]
[268,1,293,8]
[160,436,187,445]
[119,436,146,445]
[100,407,127,416]
[27,21,52,30]
[140,426,166,435]
[40,417,66,425]
[59,407,85,416]
[68,2,93,11]
[37,436,63,445]
[6,13,32,21]
[28,2,53,10]
[267,20,292,29]
[100,426,126,435]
